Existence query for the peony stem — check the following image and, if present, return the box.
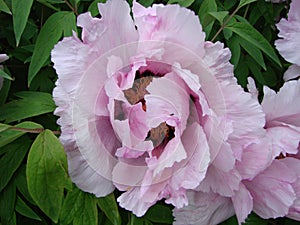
[8,127,61,135]
[64,0,78,16]
[211,6,240,42]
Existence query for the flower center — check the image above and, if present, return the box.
[123,70,158,111]
[146,122,175,148]
[123,70,175,151]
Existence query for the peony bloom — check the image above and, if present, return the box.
[0,54,9,90]
[248,79,300,221]
[275,0,300,81]
[174,79,300,225]
[52,0,266,217]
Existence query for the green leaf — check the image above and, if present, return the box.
[235,55,249,87]
[15,196,41,221]
[227,35,241,67]
[0,123,11,132]
[0,121,43,148]
[167,0,195,7]
[198,0,217,38]
[0,137,31,193]
[128,214,144,225]
[14,165,36,205]
[60,186,98,225]
[137,0,154,7]
[208,11,229,24]
[0,69,13,80]
[238,0,257,9]
[0,181,16,225]
[238,37,266,70]
[12,0,34,46]
[26,130,72,223]
[0,0,11,14]
[28,11,76,85]
[0,78,11,106]
[97,193,121,225]
[226,22,281,67]
[0,91,56,123]
[144,205,174,224]
[246,56,266,85]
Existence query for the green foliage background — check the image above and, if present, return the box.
[0,0,297,224]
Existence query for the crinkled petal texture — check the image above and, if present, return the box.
[52,0,267,220]
[262,79,300,157]
[244,160,297,219]
[173,191,235,225]
[275,0,300,80]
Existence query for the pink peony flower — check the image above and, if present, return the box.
[0,54,9,90]
[275,0,300,81]
[52,0,266,217]
[174,79,300,225]
[248,79,300,221]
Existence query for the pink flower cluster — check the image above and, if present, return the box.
[51,0,300,224]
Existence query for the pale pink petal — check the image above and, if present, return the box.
[220,79,266,159]
[173,191,235,225]
[172,123,210,190]
[78,0,138,54]
[117,179,167,217]
[236,137,273,180]
[52,35,92,94]
[284,64,300,81]
[115,146,145,159]
[247,77,259,99]
[0,54,9,63]
[67,150,115,197]
[197,165,241,197]
[280,158,300,221]
[165,123,210,208]
[266,125,300,157]
[112,159,147,190]
[132,1,205,57]
[146,76,190,130]
[203,41,234,81]
[244,160,297,219]
[275,0,300,65]
[262,79,300,126]
[232,183,253,224]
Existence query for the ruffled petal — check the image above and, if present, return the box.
[266,124,300,157]
[173,191,235,225]
[244,160,297,219]
[132,1,205,56]
[203,41,234,81]
[232,183,253,224]
[220,79,266,159]
[262,80,300,126]
[281,158,300,221]
[236,137,273,180]
[275,0,300,65]
[78,0,138,53]
[197,165,241,197]
[67,150,115,197]
[165,123,210,207]
[284,64,300,81]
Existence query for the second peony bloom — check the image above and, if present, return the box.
[51,0,266,218]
